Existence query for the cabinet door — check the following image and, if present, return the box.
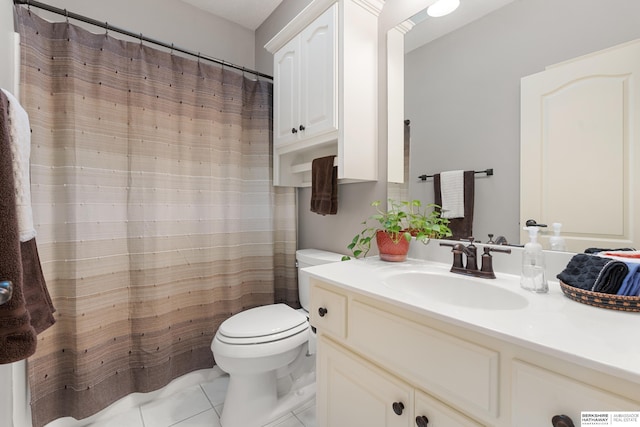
[273,36,300,146]
[317,336,413,427]
[520,39,640,251]
[511,360,640,427]
[415,390,484,427]
[299,4,337,140]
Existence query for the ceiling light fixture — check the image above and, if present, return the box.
[427,0,460,17]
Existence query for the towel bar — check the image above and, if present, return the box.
[0,280,13,305]
[418,168,493,181]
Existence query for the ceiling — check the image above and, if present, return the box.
[179,0,515,47]
[405,0,516,52]
[180,0,284,31]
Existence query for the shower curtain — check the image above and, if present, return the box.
[16,7,297,426]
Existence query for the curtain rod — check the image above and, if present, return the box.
[13,0,273,80]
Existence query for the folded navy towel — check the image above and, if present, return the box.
[592,259,628,294]
[557,253,628,294]
[584,247,635,254]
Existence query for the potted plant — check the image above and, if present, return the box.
[345,199,452,262]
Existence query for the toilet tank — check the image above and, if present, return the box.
[296,249,344,312]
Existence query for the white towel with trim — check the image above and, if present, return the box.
[440,170,465,219]
[2,88,36,242]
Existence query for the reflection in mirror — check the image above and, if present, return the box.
[387,120,410,202]
[389,0,640,250]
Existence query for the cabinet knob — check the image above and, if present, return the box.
[318,307,328,317]
[552,415,575,427]
[291,127,298,134]
[392,401,404,416]
[416,415,429,427]
[299,124,306,131]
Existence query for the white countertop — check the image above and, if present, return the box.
[303,256,640,384]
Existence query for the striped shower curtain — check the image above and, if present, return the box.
[16,7,297,426]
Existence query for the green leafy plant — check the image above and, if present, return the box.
[343,199,452,260]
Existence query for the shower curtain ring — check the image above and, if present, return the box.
[139,33,143,46]
[105,22,109,36]
[170,43,174,55]
[64,8,69,23]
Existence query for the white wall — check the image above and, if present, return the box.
[405,0,640,245]
[0,0,16,91]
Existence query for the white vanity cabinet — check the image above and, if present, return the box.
[511,361,640,427]
[265,0,380,186]
[309,277,640,427]
[318,336,414,427]
[311,280,491,427]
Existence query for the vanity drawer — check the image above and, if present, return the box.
[310,281,347,339]
[415,389,484,427]
[349,300,499,420]
[511,360,640,427]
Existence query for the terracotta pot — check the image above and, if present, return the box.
[376,230,410,262]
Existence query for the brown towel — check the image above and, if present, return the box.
[0,90,38,364]
[21,238,56,334]
[434,170,475,240]
[310,155,338,215]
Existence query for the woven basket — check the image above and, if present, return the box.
[559,281,640,312]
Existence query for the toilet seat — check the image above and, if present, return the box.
[216,304,308,345]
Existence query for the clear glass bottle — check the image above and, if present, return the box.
[520,226,548,293]
[549,222,567,251]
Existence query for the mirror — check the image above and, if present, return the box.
[388,0,640,250]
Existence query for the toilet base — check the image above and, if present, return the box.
[221,371,277,427]
[219,355,317,427]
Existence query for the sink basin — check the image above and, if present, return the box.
[381,271,529,310]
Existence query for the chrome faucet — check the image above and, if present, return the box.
[440,237,511,279]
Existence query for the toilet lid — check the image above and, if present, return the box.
[217,304,308,344]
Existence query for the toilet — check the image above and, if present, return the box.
[211,248,344,427]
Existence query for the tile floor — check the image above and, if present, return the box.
[46,367,316,427]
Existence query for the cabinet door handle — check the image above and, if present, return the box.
[392,401,404,416]
[291,127,298,134]
[415,415,429,426]
[299,124,306,131]
[552,415,575,427]
[318,307,328,317]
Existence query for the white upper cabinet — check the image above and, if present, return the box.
[274,6,336,148]
[273,37,301,146]
[266,0,381,187]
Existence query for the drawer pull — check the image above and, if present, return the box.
[318,307,328,317]
[552,415,575,427]
[291,127,298,134]
[416,415,429,426]
[299,124,306,131]
[392,401,404,416]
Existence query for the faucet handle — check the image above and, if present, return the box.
[480,246,512,278]
[486,246,511,255]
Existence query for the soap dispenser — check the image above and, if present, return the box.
[520,226,548,293]
[549,222,567,251]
